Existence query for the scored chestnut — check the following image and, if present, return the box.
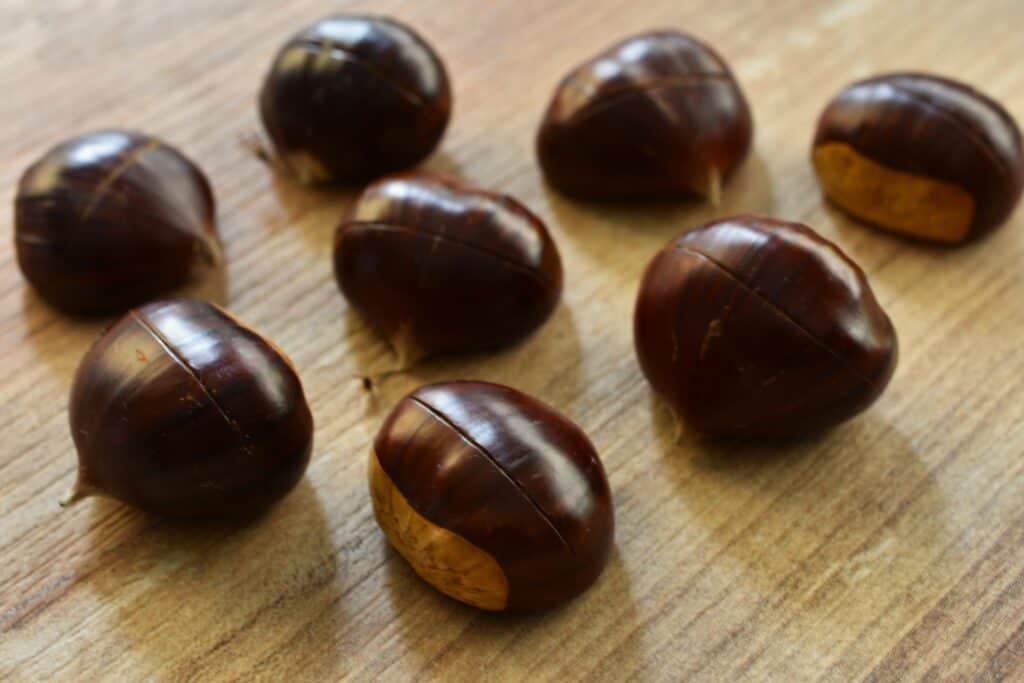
[634,215,898,439]
[334,173,563,368]
[65,298,313,518]
[812,72,1024,244]
[537,30,753,202]
[15,130,218,315]
[370,381,614,612]
[259,15,451,185]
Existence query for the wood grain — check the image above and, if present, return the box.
[2,0,1023,680]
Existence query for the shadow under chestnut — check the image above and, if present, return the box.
[20,262,228,383]
[647,392,954,629]
[543,152,775,272]
[259,149,464,256]
[417,149,464,179]
[347,302,584,417]
[78,480,341,679]
[377,537,640,677]
[261,169,355,252]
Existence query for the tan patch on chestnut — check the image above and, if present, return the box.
[388,322,427,370]
[813,142,974,243]
[282,151,332,185]
[368,451,509,610]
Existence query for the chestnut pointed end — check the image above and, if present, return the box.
[390,326,427,370]
[197,233,223,267]
[672,413,686,445]
[240,131,308,184]
[59,473,99,508]
[282,152,332,186]
[706,166,722,207]
[240,131,275,167]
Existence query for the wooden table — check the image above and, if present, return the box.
[3,1,1023,680]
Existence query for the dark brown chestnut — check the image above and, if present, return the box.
[15,130,218,316]
[537,30,753,202]
[634,215,897,439]
[258,15,451,185]
[333,173,563,367]
[370,381,614,611]
[65,298,313,518]
[812,72,1024,244]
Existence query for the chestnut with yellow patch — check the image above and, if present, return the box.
[369,381,614,612]
[369,453,509,610]
[812,72,1023,244]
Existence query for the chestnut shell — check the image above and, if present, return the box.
[372,381,614,612]
[813,72,1024,243]
[537,30,753,201]
[15,130,218,315]
[634,215,897,439]
[259,15,451,185]
[68,298,313,518]
[333,173,563,367]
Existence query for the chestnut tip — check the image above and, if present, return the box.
[351,323,424,396]
[240,131,273,165]
[197,233,223,267]
[59,471,99,508]
[388,325,427,371]
[706,167,722,207]
[670,411,686,445]
[241,131,335,187]
[240,131,297,181]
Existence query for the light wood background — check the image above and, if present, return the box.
[3,1,1023,681]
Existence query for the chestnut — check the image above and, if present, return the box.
[258,15,451,185]
[370,381,613,611]
[15,130,218,315]
[65,298,313,518]
[812,72,1024,244]
[537,30,753,202]
[634,215,897,439]
[333,173,563,367]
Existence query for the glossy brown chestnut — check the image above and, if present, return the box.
[634,215,898,439]
[370,381,614,611]
[334,173,563,367]
[537,30,753,202]
[812,72,1024,244]
[66,298,313,518]
[259,15,451,185]
[15,130,218,315]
